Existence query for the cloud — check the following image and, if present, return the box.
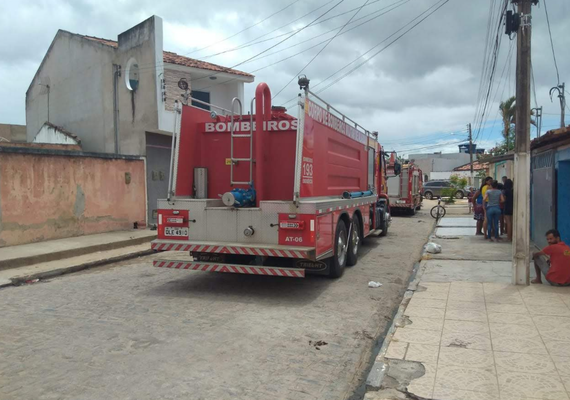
[0,0,568,151]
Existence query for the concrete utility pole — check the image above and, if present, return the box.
[512,0,534,286]
[468,123,474,184]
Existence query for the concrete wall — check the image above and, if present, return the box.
[430,170,483,187]
[116,16,161,156]
[0,124,26,142]
[0,148,146,247]
[26,31,116,153]
[489,160,514,181]
[164,67,191,112]
[409,153,471,175]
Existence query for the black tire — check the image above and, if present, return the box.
[424,191,433,200]
[409,206,416,216]
[347,217,361,267]
[455,191,464,199]
[329,220,348,278]
[430,205,446,219]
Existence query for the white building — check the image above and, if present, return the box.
[409,152,471,182]
[26,16,254,223]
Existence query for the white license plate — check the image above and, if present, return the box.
[164,227,188,237]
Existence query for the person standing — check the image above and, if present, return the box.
[502,176,508,184]
[481,176,493,239]
[532,229,570,286]
[497,182,505,235]
[473,182,486,235]
[484,180,505,242]
[503,179,514,241]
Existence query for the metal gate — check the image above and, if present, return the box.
[531,150,555,248]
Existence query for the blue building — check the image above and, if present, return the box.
[530,126,570,248]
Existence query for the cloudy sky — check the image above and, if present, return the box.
[0,0,568,156]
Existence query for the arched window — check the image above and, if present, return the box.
[125,58,139,91]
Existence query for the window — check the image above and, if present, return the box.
[125,58,139,91]
[191,90,210,111]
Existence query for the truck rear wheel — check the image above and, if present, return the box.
[329,220,348,278]
[380,212,389,237]
[347,217,361,267]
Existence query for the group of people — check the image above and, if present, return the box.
[470,175,513,242]
[467,177,570,286]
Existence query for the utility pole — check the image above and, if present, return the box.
[512,0,535,286]
[468,123,474,185]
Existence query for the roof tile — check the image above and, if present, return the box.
[81,35,253,78]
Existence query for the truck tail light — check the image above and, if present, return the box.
[279,221,305,230]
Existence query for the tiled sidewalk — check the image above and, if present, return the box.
[376,215,570,400]
[386,281,570,399]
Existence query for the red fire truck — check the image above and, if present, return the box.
[151,78,391,278]
[386,159,423,215]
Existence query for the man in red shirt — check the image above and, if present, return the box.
[532,229,570,286]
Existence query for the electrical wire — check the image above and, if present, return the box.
[196,0,409,91]
[312,0,450,97]
[123,0,340,75]
[183,0,347,84]
[186,0,301,56]
[472,0,508,144]
[272,0,371,100]
[543,0,560,85]
[278,0,450,107]
[197,0,386,61]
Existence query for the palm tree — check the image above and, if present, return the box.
[499,96,536,150]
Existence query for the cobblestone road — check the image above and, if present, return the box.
[0,211,434,400]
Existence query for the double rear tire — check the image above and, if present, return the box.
[329,217,361,278]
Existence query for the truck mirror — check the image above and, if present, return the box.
[394,162,402,176]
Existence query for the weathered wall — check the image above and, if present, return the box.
[0,124,26,142]
[0,149,146,247]
[26,31,116,153]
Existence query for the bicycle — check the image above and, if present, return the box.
[430,198,446,219]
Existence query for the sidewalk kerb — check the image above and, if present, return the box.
[4,249,154,288]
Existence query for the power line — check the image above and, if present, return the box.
[243,0,409,66]
[393,139,469,154]
[272,0,371,100]
[472,0,508,143]
[187,0,346,84]
[197,0,409,92]
[124,0,340,74]
[197,0,382,61]
[279,0,450,107]
[543,0,560,84]
[186,0,301,57]
[313,0,450,96]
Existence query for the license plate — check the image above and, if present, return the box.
[164,227,188,237]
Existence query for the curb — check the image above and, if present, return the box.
[2,249,155,288]
[365,260,428,390]
[0,235,155,271]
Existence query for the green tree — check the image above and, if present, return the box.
[450,174,468,189]
[499,96,516,147]
[488,97,536,156]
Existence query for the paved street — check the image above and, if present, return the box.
[0,211,434,400]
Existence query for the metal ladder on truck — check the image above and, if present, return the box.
[229,97,254,186]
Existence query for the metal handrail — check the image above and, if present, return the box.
[188,96,233,115]
[307,90,377,140]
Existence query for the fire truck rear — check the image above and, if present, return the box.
[386,158,423,215]
[151,78,391,278]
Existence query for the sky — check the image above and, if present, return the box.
[0,0,568,157]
